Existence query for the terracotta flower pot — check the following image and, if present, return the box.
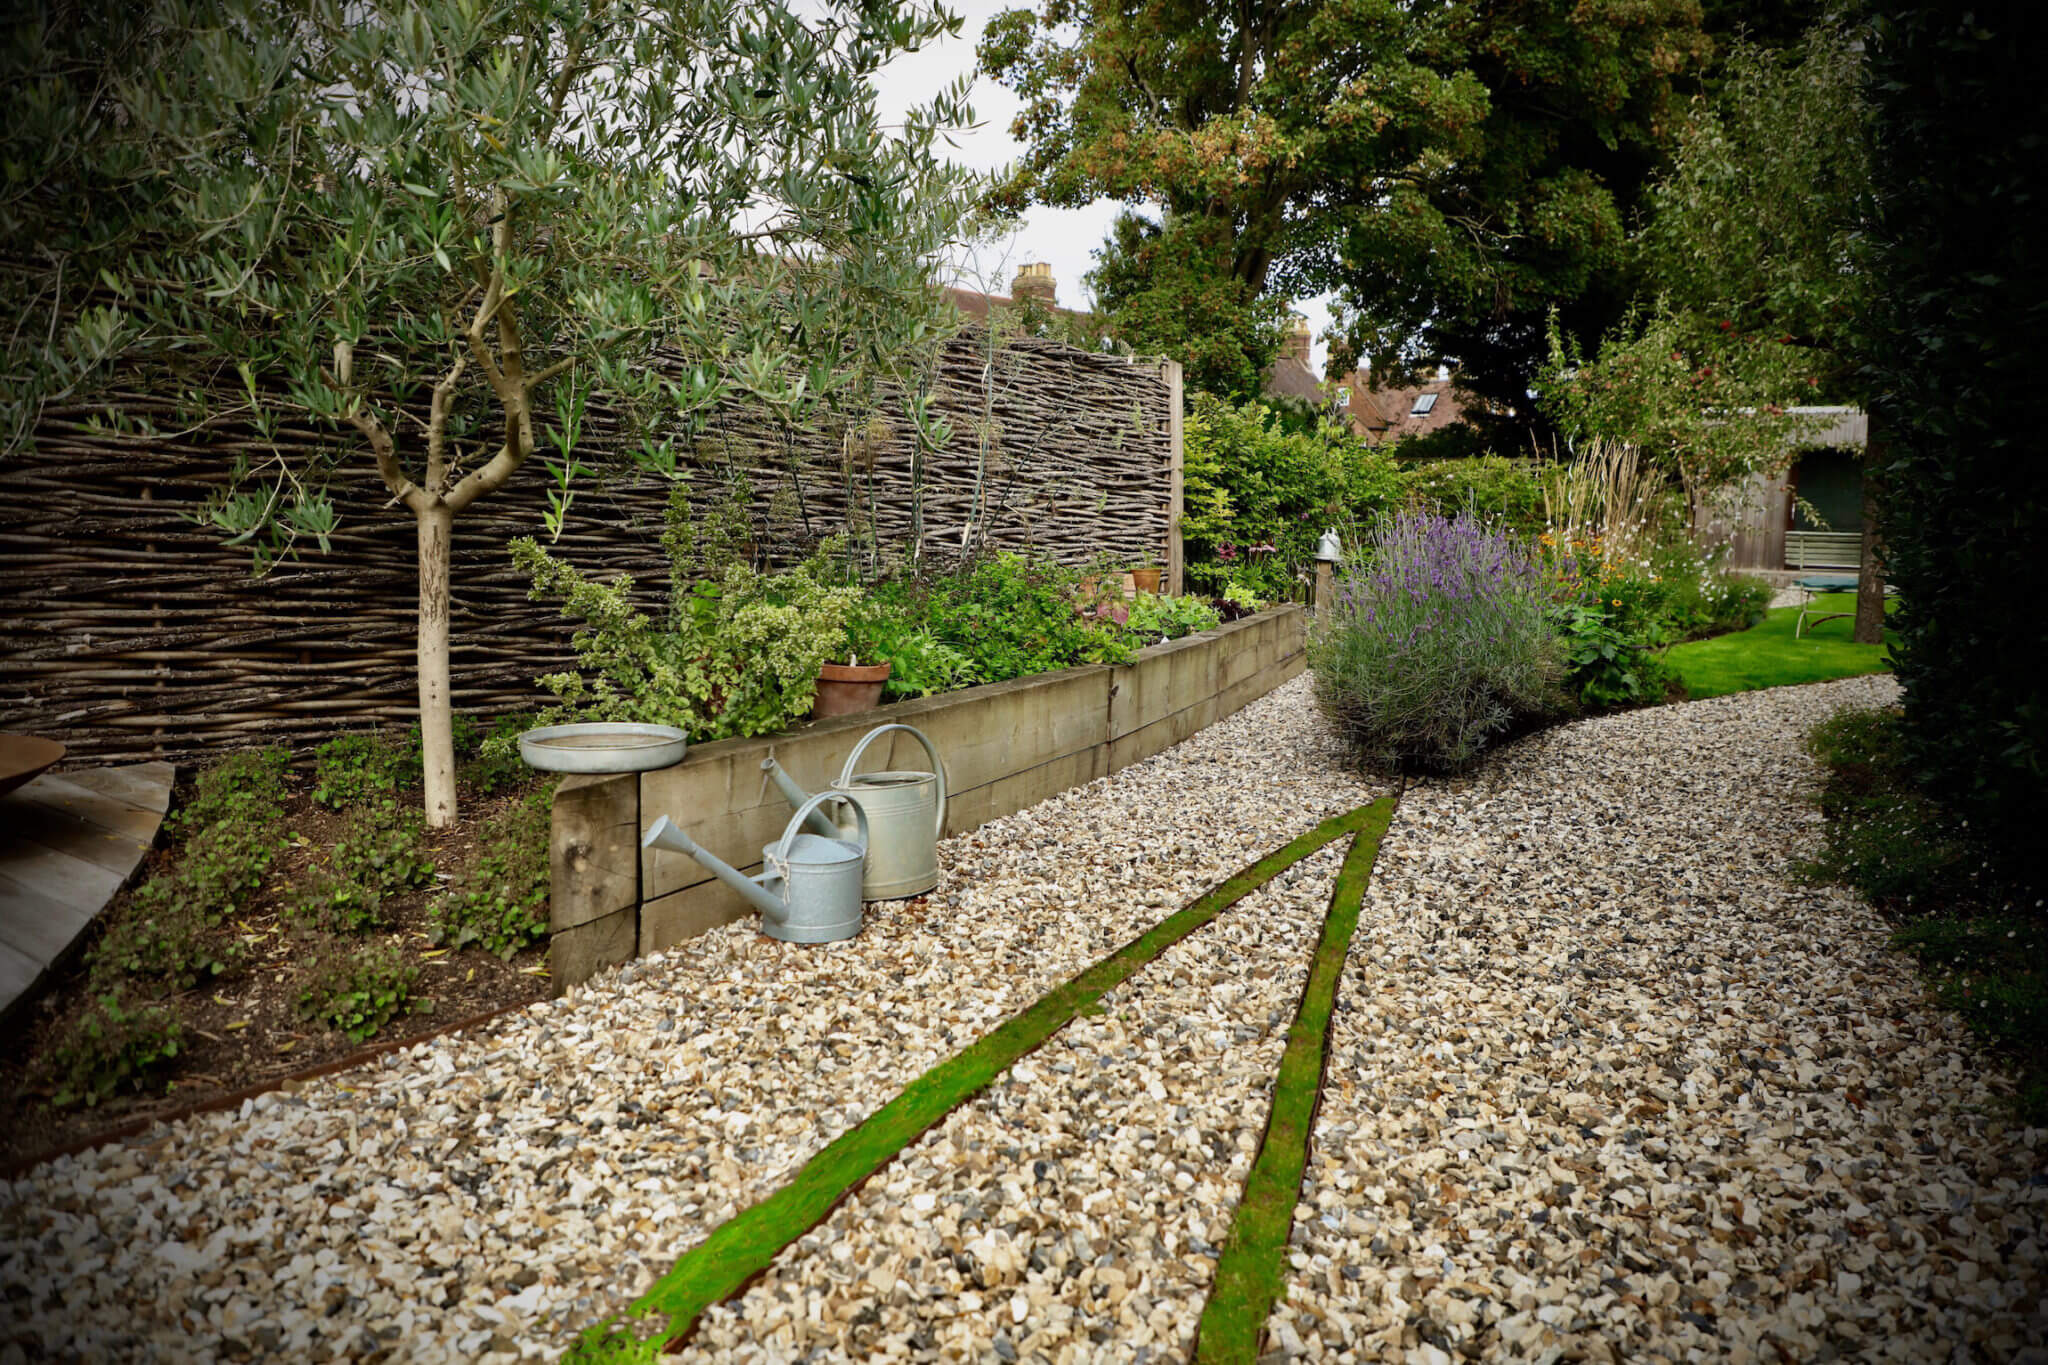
[812,661,892,718]
[1130,567,1162,594]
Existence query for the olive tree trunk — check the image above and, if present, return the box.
[416,502,458,827]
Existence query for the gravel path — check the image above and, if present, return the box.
[0,676,1379,1363]
[6,671,2043,1364]
[682,845,1352,1363]
[1278,674,2048,1363]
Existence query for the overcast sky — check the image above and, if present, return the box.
[872,0,1338,375]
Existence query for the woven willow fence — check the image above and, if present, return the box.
[0,330,1176,766]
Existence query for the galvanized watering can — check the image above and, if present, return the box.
[642,793,870,943]
[761,723,946,901]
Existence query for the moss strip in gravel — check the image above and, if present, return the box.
[567,799,1395,1361]
[1194,800,1394,1364]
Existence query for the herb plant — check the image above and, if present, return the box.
[430,783,552,960]
[294,942,424,1043]
[512,528,860,741]
[89,897,247,990]
[167,746,291,837]
[311,732,420,811]
[1310,510,1564,772]
[46,992,184,1108]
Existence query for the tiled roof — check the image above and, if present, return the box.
[1329,372,1472,444]
[1265,352,1326,403]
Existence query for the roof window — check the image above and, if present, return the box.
[1410,393,1437,417]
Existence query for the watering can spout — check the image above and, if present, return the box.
[642,815,788,922]
[761,757,838,836]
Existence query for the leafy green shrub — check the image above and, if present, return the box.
[513,528,860,741]
[1181,393,1405,600]
[1398,456,1546,539]
[851,615,976,700]
[1801,703,2044,1122]
[311,731,420,810]
[920,553,1136,680]
[1125,591,1221,643]
[430,784,551,959]
[333,802,435,892]
[172,818,281,918]
[109,819,280,957]
[456,713,533,796]
[295,942,424,1042]
[1863,1,2048,900]
[91,775,278,986]
[167,746,291,837]
[1221,582,1266,613]
[1799,706,1979,906]
[1310,510,1564,772]
[1554,603,1678,711]
[89,895,246,989]
[288,803,434,934]
[289,873,390,935]
[46,992,184,1107]
[1596,542,1771,642]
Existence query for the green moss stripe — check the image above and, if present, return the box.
[1193,800,1396,1364]
[566,799,1394,1362]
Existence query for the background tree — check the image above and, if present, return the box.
[979,0,1709,412]
[2,0,976,826]
[1086,211,1288,400]
[1543,24,1881,627]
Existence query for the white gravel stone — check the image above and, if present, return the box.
[682,844,1354,1363]
[6,672,2039,1363]
[1279,674,2048,1362]
[0,674,1377,1362]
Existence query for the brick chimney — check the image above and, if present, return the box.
[1280,314,1312,364]
[1011,261,1057,305]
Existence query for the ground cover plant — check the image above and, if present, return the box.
[514,529,865,742]
[2,726,555,1168]
[1310,510,1564,772]
[1666,593,1895,699]
[1801,704,2046,1121]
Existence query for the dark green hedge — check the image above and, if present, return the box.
[1862,2,2048,894]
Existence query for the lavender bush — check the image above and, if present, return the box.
[1310,510,1565,772]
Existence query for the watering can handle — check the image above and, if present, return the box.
[776,790,870,862]
[837,723,948,842]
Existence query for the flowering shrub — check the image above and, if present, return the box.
[1544,531,1770,642]
[1310,511,1564,771]
[1538,528,1768,711]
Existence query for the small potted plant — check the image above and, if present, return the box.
[814,610,892,718]
[1129,560,1163,595]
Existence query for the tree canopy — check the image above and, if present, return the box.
[1536,24,1870,511]
[979,0,1712,409]
[2,0,979,823]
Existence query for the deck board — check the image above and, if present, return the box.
[0,762,172,1024]
[59,763,174,814]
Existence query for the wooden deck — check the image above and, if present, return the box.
[0,763,172,1023]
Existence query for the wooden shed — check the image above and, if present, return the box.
[1701,407,1868,571]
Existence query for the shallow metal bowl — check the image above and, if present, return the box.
[517,722,688,774]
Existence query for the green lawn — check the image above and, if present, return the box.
[1667,592,1896,699]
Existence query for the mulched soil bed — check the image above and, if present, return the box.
[0,775,551,1170]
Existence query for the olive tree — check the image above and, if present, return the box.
[3,0,975,825]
